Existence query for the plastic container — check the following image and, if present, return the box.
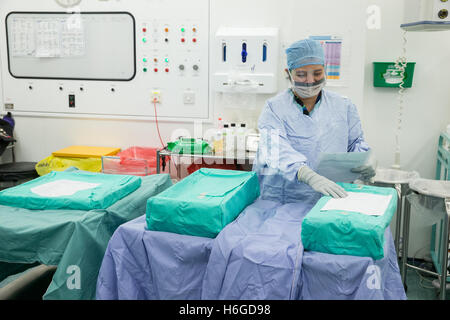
[213,131,224,154]
[373,62,416,88]
[213,117,225,153]
[52,145,121,158]
[236,123,246,152]
[217,117,224,129]
[230,123,237,134]
[225,124,236,153]
[102,146,159,176]
[222,124,229,153]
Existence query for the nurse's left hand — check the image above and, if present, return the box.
[351,165,376,181]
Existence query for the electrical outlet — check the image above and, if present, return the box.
[183,91,195,104]
[151,90,161,103]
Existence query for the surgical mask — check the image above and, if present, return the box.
[291,77,326,98]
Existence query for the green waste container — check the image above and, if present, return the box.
[373,62,415,88]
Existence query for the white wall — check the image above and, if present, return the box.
[363,0,450,178]
[363,0,450,258]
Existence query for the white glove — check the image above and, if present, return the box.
[297,166,348,198]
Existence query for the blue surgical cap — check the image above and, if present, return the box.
[286,39,325,71]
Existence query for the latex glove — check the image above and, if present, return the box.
[297,166,348,198]
[351,165,376,181]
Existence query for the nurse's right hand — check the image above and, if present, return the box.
[297,166,348,199]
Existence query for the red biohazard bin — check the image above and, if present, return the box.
[187,160,240,175]
[102,146,160,176]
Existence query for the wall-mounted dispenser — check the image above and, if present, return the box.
[213,27,279,94]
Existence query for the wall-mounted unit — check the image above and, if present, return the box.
[401,0,450,31]
[213,27,279,94]
[0,0,211,121]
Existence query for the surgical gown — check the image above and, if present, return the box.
[253,89,370,205]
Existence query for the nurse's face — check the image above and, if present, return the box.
[291,65,325,84]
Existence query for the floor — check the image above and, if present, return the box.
[404,259,449,300]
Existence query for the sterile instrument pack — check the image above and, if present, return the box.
[146,168,260,238]
[301,183,397,260]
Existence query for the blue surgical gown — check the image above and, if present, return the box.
[253,89,370,205]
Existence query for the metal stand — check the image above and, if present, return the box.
[401,192,450,300]
[5,142,15,163]
[372,181,412,258]
[156,148,256,180]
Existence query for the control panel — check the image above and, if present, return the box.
[0,0,211,121]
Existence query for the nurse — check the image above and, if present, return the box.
[253,38,375,205]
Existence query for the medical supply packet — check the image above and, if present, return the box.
[146,168,260,238]
[301,183,397,260]
[0,170,141,210]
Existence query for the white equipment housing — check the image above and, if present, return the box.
[0,0,211,121]
[401,0,450,31]
[213,27,279,94]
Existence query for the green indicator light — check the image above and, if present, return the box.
[143,58,148,62]
[165,58,169,63]
[181,27,185,32]
[143,68,147,72]
[142,37,147,43]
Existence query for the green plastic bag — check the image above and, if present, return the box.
[146,168,260,238]
[301,183,397,260]
[167,138,212,154]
